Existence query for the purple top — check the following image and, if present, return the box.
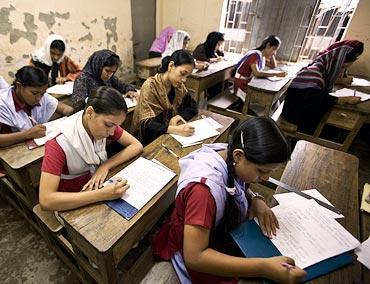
[149,27,176,53]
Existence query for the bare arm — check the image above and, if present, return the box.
[183,224,306,283]
[39,172,129,211]
[55,101,74,116]
[0,125,46,148]
[251,64,285,78]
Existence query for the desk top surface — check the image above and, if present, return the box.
[59,110,234,252]
[275,140,361,283]
[135,57,161,68]
[0,142,44,169]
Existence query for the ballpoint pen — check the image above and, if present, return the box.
[161,143,180,159]
[28,116,38,126]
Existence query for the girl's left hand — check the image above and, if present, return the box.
[125,91,138,99]
[82,164,110,191]
[249,198,279,238]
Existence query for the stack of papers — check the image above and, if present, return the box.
[269,199,360,269]
[330,88,370,102]
[170,117,222,146]
[47,81,74,95]
[105,157,176,219]
[351,77,370,87]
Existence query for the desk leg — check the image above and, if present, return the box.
[98,251,117,284]
[341,115,366,152]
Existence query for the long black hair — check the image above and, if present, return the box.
[104,53,120,67]
[256,35,281,51]
[158,49,195,73]
[85,86,127,115]
[13,66,48,90]
[204,31,225,58]
[224,117,290,231]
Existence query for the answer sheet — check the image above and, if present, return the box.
[46,81,74,95]
[270,200,359,269]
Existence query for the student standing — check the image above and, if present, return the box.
[72,49,137,112]
[31,34,81,86]
[280,40,363,134]
[0,66,73,147]
[131,50,198,145]
[39,86,143,211]
[193,32,225,63]
[149,27,176,58]
[152,117,306,283]
[234,35,286,95]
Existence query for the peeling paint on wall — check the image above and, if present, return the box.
[10,13,38,45]
[78,32,93,42]
[82,22,90,29]
[22,54,29,59]
[0,5,16,35]
[5,56,13,63]
[8,71,14,78]
[103,17,118,48]
[38,11,70,30]
[91,18,97,24]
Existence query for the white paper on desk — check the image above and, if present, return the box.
[170,117,221,146]
[351,77,370,87]
[330,88,370,102]
[236,88,246,102]
[124,97,137,108]
[355,236,370,270]
[270,200,360,269]
[105,157,176,210]
[248,77,290,92]
[273,189,344,219]
[33,116,67,146]
[46,81,74,95]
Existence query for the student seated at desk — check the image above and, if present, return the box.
[153,117,306,284]
[31,34,81,86]
[193,31,225,63]
[132,50,198,145]
[39,86,143,211]
[0,66,73,148]
[72,49,137,112]
[318,40,362,86]
[234,35,286,95]
[280,40,363,134]
[149,27,176,58]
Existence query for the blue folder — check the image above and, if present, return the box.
[106,199,139,220]
[230,220,355,283]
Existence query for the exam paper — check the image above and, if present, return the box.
[170,117,221,146]
[32,116,67,146]
[355,236,370,270]
[273,189,344,219]
[105,157,176,210]
[330,88,370,102]
[270,200,359,269]
[351,77,370,87]
[47,81,74,95]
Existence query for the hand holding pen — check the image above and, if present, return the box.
[26,116,46,139]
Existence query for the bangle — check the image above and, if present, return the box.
[250,191,265,202]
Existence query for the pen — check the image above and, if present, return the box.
[281,262,295,269]
[161,143,180,159]
[28,116,38,126]
[353,89,357,97]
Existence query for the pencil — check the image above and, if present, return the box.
[353,89,357,97]
[28,116,38,126]
[161,143,180,159]
[181,141,203,148]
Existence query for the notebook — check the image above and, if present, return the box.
[330,88,370,102]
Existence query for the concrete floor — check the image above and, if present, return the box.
[0,129,369,284]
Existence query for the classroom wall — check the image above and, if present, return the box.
[344,0,370,79]
[0,0,134,83]
[156,0,224,50]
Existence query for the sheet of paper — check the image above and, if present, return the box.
[269,200,359,269]
[105,157,176,210]
[33,116,67,146]
[351,77,370,87]
[124,97,137,108]
[360,183,370,214]
[170,117,221,146]
[355,236,370,270]
[47,81,74,95]
[330,88,370,102]
[273,189,344,219]
[248,77,290,92]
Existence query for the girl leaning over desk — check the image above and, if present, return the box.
[0,66,73,148]
[39,87,143,211]
[131,49,198,146]
[234,35,286,97]
[152,117,307,284]
[280,40,363,134]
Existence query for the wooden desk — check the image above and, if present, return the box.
[135,57,161,85]
[59,110,234,283]
[273,140,361,283]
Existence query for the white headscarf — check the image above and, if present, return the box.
[31,34,66,66]
[162,30,190,58]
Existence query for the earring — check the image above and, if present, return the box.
[232,161,236,166]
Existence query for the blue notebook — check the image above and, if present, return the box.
[106,199,139,220]
[231,220,355,283]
